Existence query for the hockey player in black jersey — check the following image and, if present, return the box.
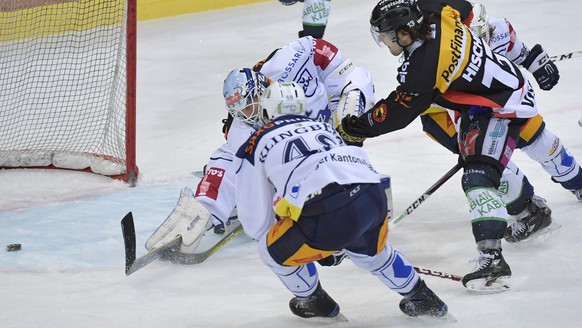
[337,0,546,292]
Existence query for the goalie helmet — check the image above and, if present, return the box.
[470,2,490,44]
[223,68,270,125]
[370,0,424,34]
[260,82,306,123]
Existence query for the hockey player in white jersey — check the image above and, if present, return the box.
[145,36,375,254]
[278,0,331,38]
[234,81,448,320]
[144,68,271,253]
[253,36,375,126]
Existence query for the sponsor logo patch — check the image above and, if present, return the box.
[195,167,225,200]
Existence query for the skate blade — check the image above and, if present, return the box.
[415,312,458,323]
[465,276,512,294]
[441,312,457,322]
[305,312,348,323]
[333,312,349,322]
[507,222,562,245]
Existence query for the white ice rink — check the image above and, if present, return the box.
[1,0,581,327]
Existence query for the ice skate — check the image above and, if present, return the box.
[399,280,449,318]
[289,283,347,322]
[462,249,512,294]
[505,195,554,243]
[213,216,239,235]
[573,188,582,202]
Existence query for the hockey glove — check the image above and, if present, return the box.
[522,44,559,90]
[317,250,347,267]
[337,114,367,147]
[221,113,234,140]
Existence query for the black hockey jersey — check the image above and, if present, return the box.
[354,0,537,137]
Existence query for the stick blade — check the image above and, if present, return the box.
[121,212,137,275]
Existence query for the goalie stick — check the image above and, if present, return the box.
[389,162,463,229]
[163,220,243,265]
[121,212,181,275]
[121,212,243,275]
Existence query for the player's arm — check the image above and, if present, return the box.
[312,39,376,126]
[337,88,435,146]
[501,19,559,91]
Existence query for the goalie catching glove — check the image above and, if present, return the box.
[145,187,212,254]
[522,44,560,91]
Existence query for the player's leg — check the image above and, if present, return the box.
[422,109,555,240]
[299,0,331,38]
[501,161,553,243]
[520,125,582,201]
[457,115,520,290]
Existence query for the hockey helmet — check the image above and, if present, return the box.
[260,82,306,123]
[370,0,424,34]
[223,68,270,125]
[469,2,490,44]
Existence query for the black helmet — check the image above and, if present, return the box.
[370,0,424,33]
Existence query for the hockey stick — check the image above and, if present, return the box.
[121,212,244,275]
[163,220,244,265]
[121,212,181,276]
[550,50,582,62]
[389,162,463,229]
[414,266,462,282]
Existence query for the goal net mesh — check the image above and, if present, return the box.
[0,0,136,182]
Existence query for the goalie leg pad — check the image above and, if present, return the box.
[145,187,212,253]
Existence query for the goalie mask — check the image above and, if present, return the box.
[223,68,270,125]
[260,82,306,123]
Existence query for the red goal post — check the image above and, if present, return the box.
[0,0,138,185]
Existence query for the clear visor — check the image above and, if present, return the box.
[370,27,397,47]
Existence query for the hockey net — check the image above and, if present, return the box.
[0,0,138,185]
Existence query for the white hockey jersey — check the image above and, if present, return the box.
[196,37,375,226]
[234,116,381,241]
[194,119,253,224]
[487,16,530,66]
[257,36,375,124]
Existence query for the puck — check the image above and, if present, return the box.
[6,244,22,252]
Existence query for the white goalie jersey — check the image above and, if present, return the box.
[257,36,375,126]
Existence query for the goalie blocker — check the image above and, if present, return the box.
[146,187,212,253]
